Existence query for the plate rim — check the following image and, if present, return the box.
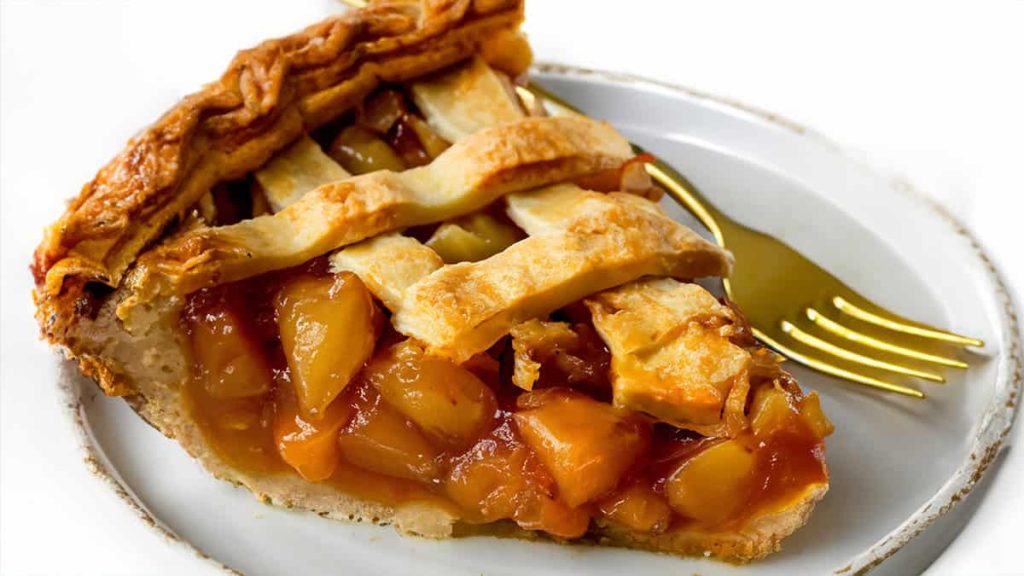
[63,62,1023,576]
[532,62,1023,574]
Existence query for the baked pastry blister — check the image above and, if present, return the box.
[33,0,831,562]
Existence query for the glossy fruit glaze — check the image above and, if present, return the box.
[181,260,830,540]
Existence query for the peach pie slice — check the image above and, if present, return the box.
[33,0,831,562]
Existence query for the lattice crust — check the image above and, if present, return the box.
[332,184,730,363]
[330,233,442,311]
[329,57,733,399]
[327,50,529,310]
[123,115,634,306]
[393,185,730,362]
[255,136,351,212]
[587,278,752,436]
[410,56,525,141]
[33,0,525,341]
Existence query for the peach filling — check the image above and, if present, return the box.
[181,265,831,540]
[178,82,828,539]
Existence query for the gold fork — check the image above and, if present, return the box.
[521,82,982,398]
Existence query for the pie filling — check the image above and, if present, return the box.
[178,81,831,540]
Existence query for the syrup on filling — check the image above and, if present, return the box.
[179,69,831,540]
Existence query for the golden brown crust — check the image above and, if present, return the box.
[396,186,731,362]
[120,116,634,307]
[587,278,751,435]
[255,136,352,212]
[594,483,828,561]
[33,0,525,343]
[330,233,444,311]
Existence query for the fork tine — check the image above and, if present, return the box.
[806,308,968,368]
[832,296,984,347]
[780,321,945,382]
[754,328,926,398]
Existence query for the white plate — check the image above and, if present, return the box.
[66,65,1021,575]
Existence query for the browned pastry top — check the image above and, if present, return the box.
[32,0,525,341]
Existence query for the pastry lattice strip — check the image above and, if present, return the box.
[399,185,729,361]
[34,1,527,317]
[252,56,519,217]
[586,278,752,436]
[126,114,633,301]
[255,136,351,212]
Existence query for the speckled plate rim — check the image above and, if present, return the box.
[59,62,1022,576]
[58,362,241,575]
[531,63,1023,575]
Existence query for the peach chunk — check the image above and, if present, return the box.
[514,492,591,539]
[514,389,650,507]
[447,421,590,538]
[425,213,522,264]
[446,430,540,524]
[188,304,273,399]
[665,440,755,525]
[337,390,440,483]
[273,386,354,482]
[596,481,671,533]
[327,125,406,174]
[749,385,800,438]
[798,392,834,440]
[367,342,497,448]
[447,445,525,524]
[405,115,450,159]
[275,272,378,421]
[751,385,833,442]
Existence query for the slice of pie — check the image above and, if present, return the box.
[33,0,831,562]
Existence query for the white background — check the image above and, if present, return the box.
[2,1,1022,574]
